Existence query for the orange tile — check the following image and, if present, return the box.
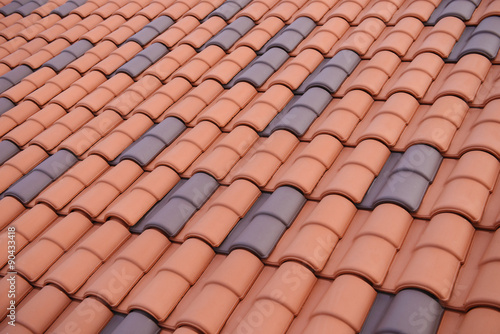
[0,13,23,31]
[81,14,126,44]
[311,139,391,202]
[35,155,109,211]
[438,308,500,334]
[294,0,339,22]
[15,212,93,282]
[295,17,349,55]
[36,14,81,42]
[198,82,257,127]
[137,1,171,20]
[353,0,405,24]
[0,14,41,40]
[92,41,142,76]
[179,16,226,49]
[328,17,387,56]
[321,0,369,23]
[72,1,101,18]
[17,14,60,41]
[152,121,221,173]
[58,110,122,157]
[189,125,259,180]
[387,0,440,25]
[105,15,149,45]
[92,1,122,18]
[0,101,40,137]
[234,17,285,51]
[68,40,117,74]
[423,54,491,104]
[145,44,197,82]
[173,45,226,83]
[161,0,199,20]
[0,196,25,230]
[1,67,56,103]
[25,68,81,107]
[22,38,71,69]
[32,0,67,17]
[88,113,153,161]
[367,17,423,58]
[203,47,257,85]
[133,77,192,120]
[235,0,279,21]
[104,166,180,226]
[467,0,500,24]
[184,0,225,20]
[76,73,134,112]
[0,36,27,60]
[153,16,199,48]
[264,0,309,22]
[43,220,130,294]
[51,70,107,110]
[0,274,32,320]
[0,38,48,69]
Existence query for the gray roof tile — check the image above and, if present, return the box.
[259,95,300,137]
[0,65,33,93]
[132,173,219,236]
[14,0,47,16]
[233,47,289,87]
[114,117,186,166]
[43,40,93,72]
[217,186,306,258]
[208,0,252,20]
[448,16,500,61]
[3,149,78,203]
[0,0,25,15]
[0,98,15,116]
[360,292,393,334]
[116,43,168,78]
[100,314,126,334]
[359,144,443,212]
[0,140,20,165]
[206,16,255,51]
[51,0,83,17]
[264,17,316,53]
[127,16,174,47]
[106,311,160,334]
[303,49,361,94]
[427,0,480,25]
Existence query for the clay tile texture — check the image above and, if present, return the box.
[1,0,500,333]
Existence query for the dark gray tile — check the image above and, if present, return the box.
[43,40,93,72]
[304,49,360,93]
[127,16,174,47]
[107,311,160,334]
[217,186,305,258]
[116,43,168,78]
[233,47,289,87]
[426,0,480,25]
[295,58,330,94]
[132,173,219,236]
[259,95,301,137]
[0,98,15,116]
[206,16,255,50]
[0,65,33,93]
[114,117,186,166]
[360,292,394,334]
[3,149,78,204]
[359,145,443,212]
[0,0,22,15]
[208,0,251,20]
[0,140,20,165]
[14,0,46,16]
[264,17,315,53]
[375,290,444,334]
[100,313,126,334]
[51,1,79,17]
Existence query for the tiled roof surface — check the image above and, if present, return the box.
[0,0,500,333]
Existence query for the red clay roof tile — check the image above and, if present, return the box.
[234,16,285,51]
[203,46,256,85]
[92,41,142,76]
[1,66,56,103]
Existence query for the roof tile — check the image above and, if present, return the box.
[296,17,349,54]
[92,41,142,76]
[117,42,169,78]
[173,45,226,83]
[234,16,285,51]
[51,70,107,109]
[152,16,199,48]
[68,40,117,74]
[185,0,225,20]
[264,0,309,22]
[233,0,278,21]
[203,46,256,85]
[104,15,149,45]
[76,73,134,112]
[179,16,226,49]
[80,14,126,44]
[438,308,500,334]
[206,16,254,51]
[427,0,480,25]
[367,17,423,57]
[127,15,173,46]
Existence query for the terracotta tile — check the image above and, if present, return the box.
[0,13,22,31]
[382,213,473,301]
[15,212,93,282]
[25,68,81,107]
[34,155,109,211]
[0,274,32,320]
[295,17,349,55]
[132,77,191,120]
[68,40,117,74]
[473,65,500,107]
[387,0,440,24]
[234,16,285,51]
[417,151,500,223]
[423,54,491,104]
[234,0,279,21]
[467,0,500,24]
[105,15,150,45]
[309,90,374,142]
[0,36,27,60]
[83,229,169,306]
[0,63,10,76]
[81,14,126,44]
[173,45,226,83]
[137,1,170,20]
[0,14,41,40]
[321,0,370,23]
[92,1,121,18]
[144,44,197,82]
[76,73,134,112]
[22,38,71,69]
[3,104,66,147]
[184,0,225,20]
[293,0,339,22]
[17,14,60,41]
[7,285,71,333]
[1,66,56,103]
[71,1,102,18]
[58,110,122,157]
[119,239,215,321]
[51,70,107,110]
[266,134,342,194]
[48,297,113,334]
[384,52,444,99]
[152,121,221,173]
[198,82,257,127]
[0,203,57,268]
[166,250,264,333]
[179,16,226,49]
[0,101,40,137]
[353,0,405,24]
[394,95,468,152]
[203,47,257,85]
[264,0,309,22]
[0,196,25,230]
[438,308,500,334]
[0,38,48,68]
[88,113,153,161]
[346,92,419,147]
[162,79,223,123]
[311,139,391,202]
[221,261,315,333]
[153,16,199,47]
[43,220,130,294]
[288,275,377,333]
[92,41,143,76]
[189,125,259,180]
[36,14,81,42]
[161,0,199,20]
[104,166,180,226]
